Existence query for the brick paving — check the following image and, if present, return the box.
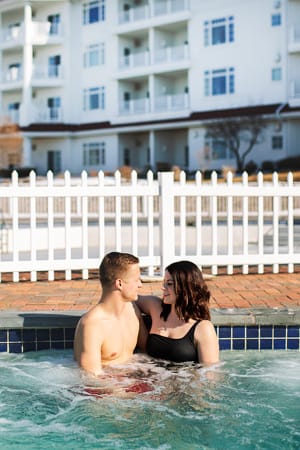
[0,272,299,312]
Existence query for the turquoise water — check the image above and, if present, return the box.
[0,350,299,450]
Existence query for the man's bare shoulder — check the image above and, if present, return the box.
[79,304,109,327]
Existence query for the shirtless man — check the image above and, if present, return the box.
[73,252,147,376]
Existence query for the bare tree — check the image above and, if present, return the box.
[205,115,266,173]
[0,119,23,169]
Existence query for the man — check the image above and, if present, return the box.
[73,251,147,376]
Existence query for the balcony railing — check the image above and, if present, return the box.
[154,44,188,63]
[31,21,63,42]
[0,24,24,46]
[119,50,150,69]
[6,110,20,124]
[120,98,150,115]
[154,93,189,112]
[119,93,188,115]
[34,107,63,122]
[119,5,149,24]
[153,0,189,16]
[118,0,189,24]
[290,79,300,99]
[2,67,23,83]
[0,21,63,47]
[119,44,189,70]
[288,24,300,52]
[32,65,63,81]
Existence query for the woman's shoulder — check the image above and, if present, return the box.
[195,319,216,336]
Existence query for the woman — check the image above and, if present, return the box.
[137,261,219,365]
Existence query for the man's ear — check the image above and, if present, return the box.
[115,278,123,290]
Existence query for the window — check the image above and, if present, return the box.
[8,102,20,122]
[204,16,234,46]
[48,14,60,35]
[272,67,282,81]
[212,140,227,160]
[272,135,283,150]
[48,55,61,77]
[83,142,106,166]
[8,63,21,81]
[47,150,62,173]
[271,13,281,26]
[204,68,235,96]
[205,139,233,160]
[83,43,105,67]
[83,87,105,110]
[123,148,131,166]
[47,97,61,120]
[83,0,105,24]
[184,145,189,167]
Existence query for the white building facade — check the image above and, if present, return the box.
[0,0,299,175]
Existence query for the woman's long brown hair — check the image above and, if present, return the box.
[160,261,211,322]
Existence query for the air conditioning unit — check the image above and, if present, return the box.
[273,1,281,9]
[274,52,281,63]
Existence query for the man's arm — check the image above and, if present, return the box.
[76,317,104,376]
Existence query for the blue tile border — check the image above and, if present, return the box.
[0,324,299,353]
[0,327,75,353]
[0,311,299,353]
[217,325,300,351]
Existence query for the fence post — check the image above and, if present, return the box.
[158,171,175,274]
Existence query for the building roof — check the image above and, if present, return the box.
[20,103,300,134]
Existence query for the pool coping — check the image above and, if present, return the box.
[1,307,300,328]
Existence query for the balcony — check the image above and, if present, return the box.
[34,107,63,123]
[32,65,64,86]
[31,21,64,45]
[153,0,189,17]
[289,79,300,107]
[119,4,149,24]
[1,67,23,91]
[288,25,300,53]
[6,109,20,124]
[0,24,24,49]
[118,44,189,73]
[0,21,63,49]
[119,92,189,116]
[120,97,150,115]
[119,50,150,70]
[154,43,189,63]
[154,93,189,112]
[118,0,189,25]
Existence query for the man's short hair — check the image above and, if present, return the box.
[99,252,139,287]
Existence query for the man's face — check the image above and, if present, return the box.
[120,263,142,301]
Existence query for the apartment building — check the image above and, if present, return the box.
[0,0,299,175]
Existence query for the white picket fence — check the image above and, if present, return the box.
[0,170,299,282]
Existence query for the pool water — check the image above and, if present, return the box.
[0,350,299,450]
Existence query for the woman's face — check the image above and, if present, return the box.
[162,270,176,304]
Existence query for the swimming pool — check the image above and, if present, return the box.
[0,350,299,449]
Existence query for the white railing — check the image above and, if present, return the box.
[34,107,63,122]
[32,64,63,81]
[0,170,299,282]
[120,98,150,115]
[154,0,189,16]
[154,44,188,63]
[154,93,189,111]
[119,50,150,69]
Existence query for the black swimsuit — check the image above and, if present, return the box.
[146,321,200,363]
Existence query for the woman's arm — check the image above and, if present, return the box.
[195,320,219,365]
[136,294,161,315]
